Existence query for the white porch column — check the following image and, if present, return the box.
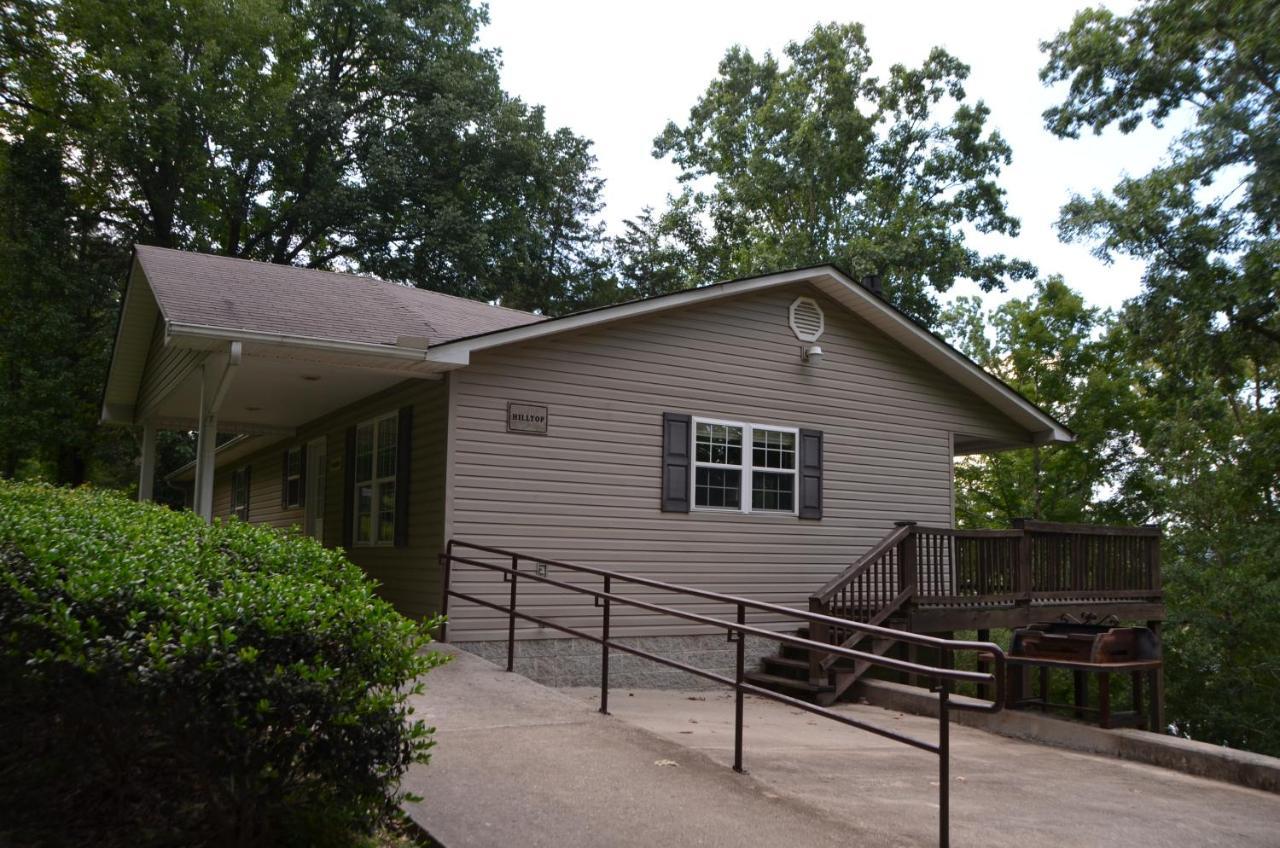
[138,420,156,502]
[193,381,217,520]
[192,341,241,522]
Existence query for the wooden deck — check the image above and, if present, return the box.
[813,519,1164,636]
[773,520,1167,706]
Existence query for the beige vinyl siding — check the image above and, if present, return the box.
[136,319,204,418]
[209,379,449,620]
[445,284,1033,641]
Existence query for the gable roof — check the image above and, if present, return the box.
[104,248,1072,447]
[420,264,1075,445]
[134,245,544,347]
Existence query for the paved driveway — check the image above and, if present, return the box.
[565,686,1280,847]
[403,646,1280,847]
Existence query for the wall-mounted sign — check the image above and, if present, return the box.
[507,402,549,434]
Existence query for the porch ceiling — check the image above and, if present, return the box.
[148,344,441,435]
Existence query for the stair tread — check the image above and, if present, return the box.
[763,656,810,670]
[743,671,834,693]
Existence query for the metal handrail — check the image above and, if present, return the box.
[440,538,1008,848]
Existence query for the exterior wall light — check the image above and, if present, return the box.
[803,344,824,366]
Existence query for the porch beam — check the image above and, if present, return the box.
[138,419,156,502]
[193,342,241,521]
[150,416,297,437]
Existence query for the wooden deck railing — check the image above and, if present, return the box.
[811,519,1163,630]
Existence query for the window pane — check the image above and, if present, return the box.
[356,484,373,542]
[695,422,742,466]
[752,429,796,470]
[356,425,374,482]
[378,481,396,543]
[376,417,398,478]
[752,471,795,512]
[287,478,302,507]
[695,467,741,509]
[288,447,302,476]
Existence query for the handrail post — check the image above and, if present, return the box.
[938,682,951,848]
[600,575,611,715]
[439,543,452,643]
[733,602,746,773]
[808,597,827,686]
[895,521,918,601]
[507,555,518,673]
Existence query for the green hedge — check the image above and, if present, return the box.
[0,482,446,847]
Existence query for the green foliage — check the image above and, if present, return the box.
[0,0,613,487]
[942,278,1140,526]
[1040,0,1279,753]
[628,22,1035,323]
[0,133,128,484]
[0,481,446,847]
[0,0,610,311]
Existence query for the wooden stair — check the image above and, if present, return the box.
[745,624,903,706]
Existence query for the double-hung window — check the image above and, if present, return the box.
[353,413,398,545]
[230,466,250,521]
[283,446,303,508]
[692,418,798,514]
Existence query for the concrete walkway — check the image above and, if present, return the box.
[403,647,1280,847]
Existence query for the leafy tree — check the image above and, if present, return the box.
[611,206,707,301]
[941,278,1138,527]
[1,0,609,310]
[635,22,1036,324]
[0,133,125,485]
[0,0,611,485]
[1043,0,1280,753]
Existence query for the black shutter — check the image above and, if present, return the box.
[243,465,251,520]
[661,412,692,513]
[342,427,356,548]
[297,443,307,508]
[280,450,289,509]
[394,405,413,547]
[798,429,823,520]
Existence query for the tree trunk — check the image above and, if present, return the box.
[56,445,87,487]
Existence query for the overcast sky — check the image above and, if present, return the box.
[479,0,1176,312]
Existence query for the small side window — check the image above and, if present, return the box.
[283,446,304,508]
[231,466,250,521]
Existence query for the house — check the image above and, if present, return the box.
[103,247,1163,695]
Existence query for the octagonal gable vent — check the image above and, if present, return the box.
[788,296,825,342]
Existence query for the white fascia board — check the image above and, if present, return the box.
[165,321,434,364]
[808,273,1076,444]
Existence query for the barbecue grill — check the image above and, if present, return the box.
[1011,622,1159,664]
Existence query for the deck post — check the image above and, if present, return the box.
[1148,619,1165,733]
[137,419,156,502]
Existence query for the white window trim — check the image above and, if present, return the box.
[690,416,799,516]
[352,412,398,547]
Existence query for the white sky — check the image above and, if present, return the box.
[479,0,1176,312]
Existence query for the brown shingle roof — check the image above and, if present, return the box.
[134,246,543,347]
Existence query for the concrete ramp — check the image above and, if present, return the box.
[401,645,880,848]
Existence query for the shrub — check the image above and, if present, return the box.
[0,482,446,848]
